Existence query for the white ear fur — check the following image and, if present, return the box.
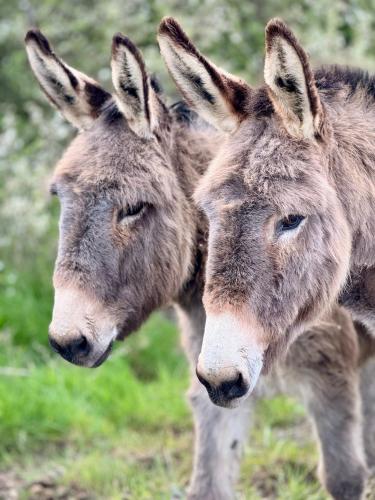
[158,18,250,133]
[111,34,158,138]
[25,30,110,130]
[264,19,323,140]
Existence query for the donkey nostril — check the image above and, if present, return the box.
[195,367,249,400]
[49,333,91,363]
[195,367,212,391]
[73,334,90,356]
[218,372,249,400]
[48,335,63,355]
[196,367,250,403]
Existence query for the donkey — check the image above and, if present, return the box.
[158,17,375,407]
[25,29,371,499]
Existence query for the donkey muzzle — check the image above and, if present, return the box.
[49,287,117,367]
[197,312,265,408]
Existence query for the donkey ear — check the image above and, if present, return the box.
[111,33,159,137]
[158,17,251,133]
[25,30,111,130]
[264,19,325,140]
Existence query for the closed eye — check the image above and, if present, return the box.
[117,203,148,223]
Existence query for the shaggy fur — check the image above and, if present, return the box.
[26,29,375,499]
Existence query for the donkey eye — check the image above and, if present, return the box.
[277,214,305,233]
[117,203,146,223]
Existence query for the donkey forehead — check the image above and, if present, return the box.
[52,122,175,202]
[197,118,326,211]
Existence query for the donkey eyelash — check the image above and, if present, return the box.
[117,203,148,223]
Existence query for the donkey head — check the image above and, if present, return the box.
[26,30,194,367]
[159,18,351,407]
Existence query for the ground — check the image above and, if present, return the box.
[0,312,329,499]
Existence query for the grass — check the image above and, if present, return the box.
[0,272,328,498]
[0,313,188,452]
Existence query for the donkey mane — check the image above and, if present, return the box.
[315,65,375,100]
[98,84,201,132]
[170,100,200,124]
[252,65,375,119]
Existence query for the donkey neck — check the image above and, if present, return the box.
[168,104,222,308]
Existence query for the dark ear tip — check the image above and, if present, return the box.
[25,29,52,54]
[265,18,293,42]
[112,32,125,46]
[112,32,138,56]
[158,16,182,37]
[158,17,193,52]
[25,28,41,43]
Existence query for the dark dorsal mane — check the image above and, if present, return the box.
[315,65,375,100]
[100,97,200,129]
[99,81,196,129]
[102,100,124,125]
[250,65,375,120]
[170,100,200,124]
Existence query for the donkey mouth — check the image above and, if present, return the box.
[208,392,248,409]
[91,342,113,368]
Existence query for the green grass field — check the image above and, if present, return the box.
[0,254,327,498]
[0,293,328,499]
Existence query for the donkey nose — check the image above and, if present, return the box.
[48,333,91,363]
[196,367,249,402]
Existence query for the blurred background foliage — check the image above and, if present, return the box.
[1,0,375,498]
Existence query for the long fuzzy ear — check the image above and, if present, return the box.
[158,17,251,133]
[111,33,159,137]
[264,19,325,140]
[25,29,111,130]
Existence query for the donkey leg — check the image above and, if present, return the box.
[356,319,375,470]
[338,289,375,470]
[308,373,366,500]
[283,308,367,500]
[360,358,375,469]
[187,378,253,500]
[176,305,253,500]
